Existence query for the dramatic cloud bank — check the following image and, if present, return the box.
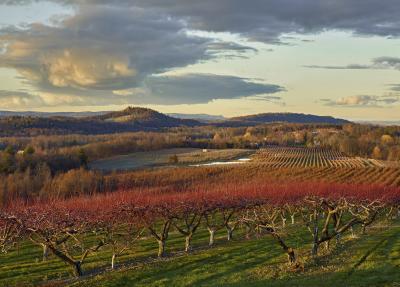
[1,0,400,111]
[0,4,267,107]
[6,0,400,42]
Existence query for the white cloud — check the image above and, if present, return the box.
[42,49,136,88]
[321,94,400,107]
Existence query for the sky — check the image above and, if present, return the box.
[0,1,399,120]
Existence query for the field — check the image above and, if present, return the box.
[244,147,400,186]
[1,146,400,287]
[1,218,399,287]
[253,147,398,168]
[89,148,253,171]
[69,223,400,287]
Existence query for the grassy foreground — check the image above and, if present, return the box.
[0,221,399,287]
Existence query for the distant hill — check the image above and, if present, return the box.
[0,108,352,136]
[168,113,226,122]
[223,113,350,126]
[0,107,200,136]
[0,110,109,118]
[90,107,199,127]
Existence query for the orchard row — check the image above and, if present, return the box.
[1,181,399,278]
[253,147,397,168]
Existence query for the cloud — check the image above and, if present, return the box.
[0,5,256,94]
[114,73,285,105]
[0,74,285,108]
[5,1,400,43]
[305,57,400,70]
[374,57,400,70]
[0,89,100,108]
[320,94,400,107]
[305,64,371,70]
[389,84,400,92]
[4,1,399,109]
[0,90,44,108]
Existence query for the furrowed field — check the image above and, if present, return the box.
[249,147,400,186]
[1,147,400,286]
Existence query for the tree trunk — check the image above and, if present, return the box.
[282,217,287,228]
[47,244,83,277]
[158,240,166,258]
[42,244,49,262]
[291,215,295,225]
[269,231,297,265]
[111,253,116,270]
[208,228,216,246]
[73,261,83,277]
[255,226,262,239]
[185,235,192,252]
[227,228,233,241]
[312,211,319,256]
[245,224,251,240]
[287,248,297,264]
[312,242,319,256]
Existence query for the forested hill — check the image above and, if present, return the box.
[0,108,352,136]
[88,107,199,127]
[0,107,200,136]
[0,110,109,118]
[223,113,350,126]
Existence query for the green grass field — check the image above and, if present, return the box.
[1,220,399,287]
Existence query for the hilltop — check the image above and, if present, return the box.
[223,112,350,126]
[90,107,199,127]
[0,107,200,136]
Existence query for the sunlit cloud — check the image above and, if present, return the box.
[320,94,400,108]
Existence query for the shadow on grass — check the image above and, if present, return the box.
[226,266,400,287]
[68,231,312,287]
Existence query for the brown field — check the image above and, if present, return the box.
[253,146,398,168]
[109,147,400,192]
[236,147,400,186]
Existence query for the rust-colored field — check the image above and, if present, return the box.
[245,147,400,186]
[253,147,397,168]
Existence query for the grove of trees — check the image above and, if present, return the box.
[1,181,399,278]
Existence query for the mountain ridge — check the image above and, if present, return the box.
[227,112,350,125]
[0,107,353,136]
